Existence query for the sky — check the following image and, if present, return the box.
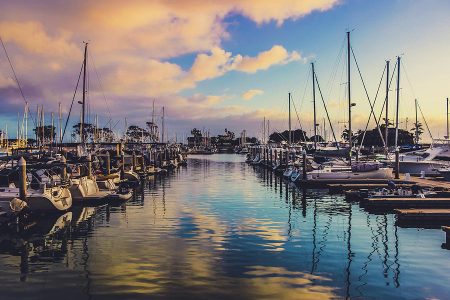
[0,0,450,142]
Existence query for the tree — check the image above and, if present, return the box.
[34,125,56,144]
[72,123,95,142]
[269,129,308,143]
[411,122,424,144]
[309,135,324,143]
[98,127,115,142]
[354,127,414,147]
[191,128,202,138]
[126,125,150,142]
[341,129,353,142]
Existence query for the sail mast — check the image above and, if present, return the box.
[395,56,401,149]
[59,102,62,143]
[347,31,352,163]
[447,97,449,139]
[162,106,165,143]
[81,42,88,144]
[415,99,419,143]
[385,60,389,151]
[288,93,291,145]
[312,62,317,150]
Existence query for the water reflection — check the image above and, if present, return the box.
[0,154,449,299]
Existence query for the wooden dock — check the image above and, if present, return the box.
[328,183,414,192]
[442,226,450,249]
[401,175,450,191]
[297,178,408,188]
[362,197,450,210]
[395,209,450,225]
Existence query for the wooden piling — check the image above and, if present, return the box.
[302,150,307,180]
[60,155,67,180]
[87,154,92,178]
[106,151,111,175]
[395,147,400,179]
[18,157,27,201]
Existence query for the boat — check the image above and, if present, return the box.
[0,165,72,213]
[306,163,393,180]
[397,141,450,176]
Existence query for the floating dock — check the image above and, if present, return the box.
[362,198,450,210]
[395,209,450,227]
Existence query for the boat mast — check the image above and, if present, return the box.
[447,97,449,139]
[288,93,291,145]
[41,106,45,146]
[263,117,266,144]
[395,56,401,149]
[385,60,389,150]
[81,42,88,144]
[347,31,352,163]
[58,102,62,144]
[312,62,317,150]
[415,99,419,143]
[51,112,54,146]
[25,102,28,145]
[161,106,165,143]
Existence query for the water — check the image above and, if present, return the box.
[1,154,449,299]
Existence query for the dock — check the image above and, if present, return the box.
[328,183,414,192]
[395,209,450,227]
[362,198,450,210]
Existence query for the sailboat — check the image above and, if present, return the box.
[303,31,393,181]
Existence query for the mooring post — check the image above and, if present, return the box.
[87,154,92,179]
[274,149,277,165]
[18,157,27,201]
[270,148,273,166]
[395,147,400,179]
[106,151,111,175]
[302,150,307,180]
[116,143,121,157]
[60,155,67,180]
[141,152,146,173]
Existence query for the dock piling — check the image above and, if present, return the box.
[18,157,27,201]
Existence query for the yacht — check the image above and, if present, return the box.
[396,140,450,175]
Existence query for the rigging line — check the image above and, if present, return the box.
[291,98,308,141]
[88,50,113,124]
[298,67,311,112]
[313,71,339,146]
[350,46,386,148]
[376,60,398,125]
[359,64,386,148]
[417,102,434,140]
[0,36,37,128]
[62,63,84,142]
[401,57,417,100]
[325,37,346,101]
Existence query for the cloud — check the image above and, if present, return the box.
[242,89,264,100]
[105,45,302,97]
[236,45,302,73]
[0,0,339,135]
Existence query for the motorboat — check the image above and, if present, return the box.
[395,140,450,175]
[307,163,393,180]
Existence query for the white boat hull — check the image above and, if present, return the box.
[308,168,393,180]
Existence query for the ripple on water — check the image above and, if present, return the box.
[0,154,449,299]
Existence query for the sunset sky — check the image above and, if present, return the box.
[1,0,449,141]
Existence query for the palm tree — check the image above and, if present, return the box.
[410,122,424,144]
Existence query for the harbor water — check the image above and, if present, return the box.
[1,154,449,299]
